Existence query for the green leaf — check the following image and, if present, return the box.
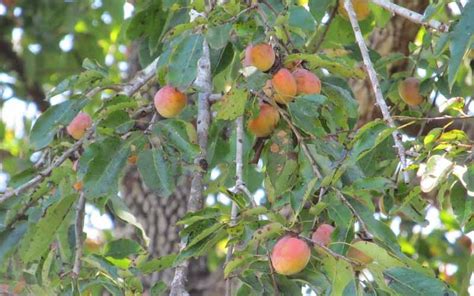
[322,255,355,296]
[308,0,332,22]
[104,239,144,259]
[177,207,221,225]
[150,281,168,296]
[30,99,87,150]
[286,54,366,79]
[420,155,453,193]
[224,253,254,277]
[0,222,28,268]
[265,128,299,196]
[206,23,232,49]
[448,0,474,88]
[167,34,204,89]
[19,194,76,263]
[288,94,327,136]
[154,119,199,162]
[138,254,177,274]
[384,267,456,296]
[346,197,399,253]
[137,149,176,198]
[82,137,132,199]
[212,88,248,121]
[289,6,316,32]
[108,195,150,247]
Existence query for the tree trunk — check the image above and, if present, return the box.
[116,41,225,295]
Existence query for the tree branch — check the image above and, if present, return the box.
[170,39,212,296]
[225,116,244,296]
[344,0,410,183]
[371,0,449,32]
[72,192,86,279]
[393,114,474,121]
[0,56,160,204]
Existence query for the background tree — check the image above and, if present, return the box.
[0,0,473,295]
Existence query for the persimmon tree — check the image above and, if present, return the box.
[0,0,473,295]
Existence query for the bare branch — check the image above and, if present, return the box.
[225,116,244,296]
[170,39,212,296]
[344,0,410,183]
[335,190,371,237]
[371,0,449,32]
[393,114,474,121]
[72,192,86,279]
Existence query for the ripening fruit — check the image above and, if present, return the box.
[338,0,370,21]
[67,112,92,140]
[398,77,424,106]
[456,235,472,251]
[73,181,83,191]
[128,154,138,165]
[243,43,276,72]
[154,85,187,118]
[347,239,373,265]
[271,235,311,275]
[272,68,297,104]
[248,103,280,137]
[293,68,321,95]
[311,224,335,247]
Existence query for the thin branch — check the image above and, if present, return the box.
[266,250,280,296]
[310,2,338,53]
[298,235,362,267]
[278,108,323,180]
[393,114,474,121]
[344,0,410,183]
[335,190,371,238]
[170,39,212,296]
[0,56,160,204]
[225,116,244,296]
[371,0,449,32]
[72,192,86,279]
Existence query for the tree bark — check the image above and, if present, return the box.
[116,41,225,295]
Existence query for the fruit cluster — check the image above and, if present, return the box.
[244,43,321,138]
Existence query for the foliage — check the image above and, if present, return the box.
[0,0,473,295]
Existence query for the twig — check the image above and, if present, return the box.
[393,114,474,121]
[310,3,338,53]
[335,190,371,238]
[370,0,449,32]
[344,0,410,183]
[298,235,362,267]
[144,113,158,135]
[225,116,244,296]
[72,192,86,279]
[0,55,160,204]
[278,109,323,179]
[266,250,280,296]
[0,130,92,203]
[170,39,212,296]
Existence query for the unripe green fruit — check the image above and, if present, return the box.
[154,85,187,118]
